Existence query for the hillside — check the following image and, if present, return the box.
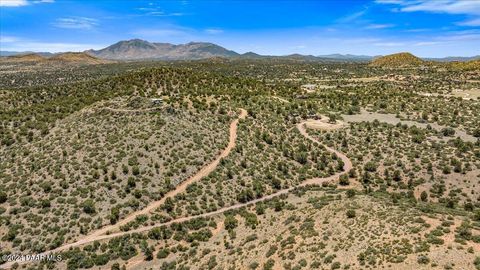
[370,52,424,67]
[1,57,480,270]
[86,39,240,60]
[49,52,108,64]
[0,52,108,65]
[1,53,45,62]
[450,59,480,71]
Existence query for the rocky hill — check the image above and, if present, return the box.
[49,52,108,64]
[1,52,108,65]
[370,52,424,67]
[2,53,46,62]
[86,39,240,60]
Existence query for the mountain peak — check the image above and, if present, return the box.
[370,52,423,67]
[88,39,239,60]
[50,52,107,64]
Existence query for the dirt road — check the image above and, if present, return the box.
[0,115,354,269]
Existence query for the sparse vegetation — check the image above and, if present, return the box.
[1,55,479,270]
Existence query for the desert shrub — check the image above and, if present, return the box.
[81,199,96,214]
[474,257,480,270]
[441,127,455,136]
[224,215,238,231]
[157,248,169,259]
[420,191,428,202]
[0,191,7,203]
[417,255,430,264]
[266,245,277,258]
[474,210,480,221]
[339,174,349,186]
[346,189,356,198]
[364,161,377,172]
[263,259,275,270]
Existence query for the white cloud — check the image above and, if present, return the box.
[458,18,480,26]
[0,35,19,42]
[403,28,429,32]
[340,38,382,44]
[0,0,28,6]
[365,24,395,29]
[0,0,53,6]
[376,0,480,28]
[373,42,405,47]
[337,10,366,23]
[133,28,189,37]
[204,28,223,34]
[375,0,404,3]
[414,41,442,46]
[376,0,480,15]
[135,3,184,17]
[52,17,98,30]
[1,41,105,52]
[404,1,480,15]
[1,35,104,52]
[144,11,184,17]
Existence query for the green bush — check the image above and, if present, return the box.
[157,248,169,259]
[81,199,96,214]
[0,191,8,204]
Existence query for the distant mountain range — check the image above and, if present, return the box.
[0,51,53,57]
[1,39,479,62]
[317,54,378,60]
[85,39,239,60]
[1,52,110,64]
[424,56,480,62]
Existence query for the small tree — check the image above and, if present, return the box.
[328,114,337,124]
[364,161,377,172]
[474,210,480,221]
[0,191,7,204]
[339,174,350,186]
[82,199,96,214]
[420,191,428,202]
[393,170,402,182]
[157,248,169,259]
[110,207,120,224]
[346,209,356,218]
[224,215,238,231]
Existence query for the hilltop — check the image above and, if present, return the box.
[2,53,46,62]
[1,52,108,65]
[86,39,240,60]
[3,43,478,63]
[48,52,108,64]
[450,59,480,71]
[370,52,424,67]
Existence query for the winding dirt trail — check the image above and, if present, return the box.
[1,114,353,269]
[0,108,246,270]
[100,107,160,113]
[85,108,247,239]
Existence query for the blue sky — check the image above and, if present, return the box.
[1,0,479,57]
